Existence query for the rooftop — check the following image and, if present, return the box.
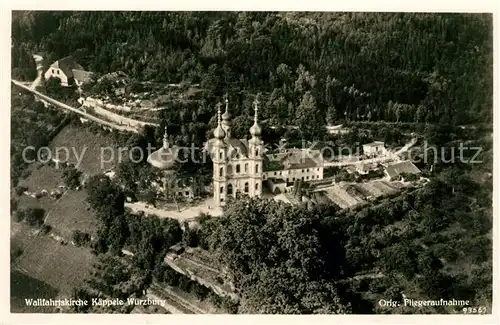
[147,146,179,171]
[264,149,323,171]
[49,56,84,78]
[385,160,421,179]
[363,141,385,147]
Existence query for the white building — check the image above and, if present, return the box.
[205,97,324,203]
[263,150,324,187]
[384,160,421,181]
[362,141,386,156]
[44,56,92,87]
[205,98,264,206]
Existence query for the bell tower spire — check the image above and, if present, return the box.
[248,93,263,198]
[162,125,169,149]
[249,94,262,141]
[222,93,232,139]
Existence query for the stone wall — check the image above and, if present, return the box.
[79,97,159,128]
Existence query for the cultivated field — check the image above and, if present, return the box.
[11,269,59,313]
[13,235,96,298]
[49,124,126,176]
[44,190,99,238]
[18,163,65,192]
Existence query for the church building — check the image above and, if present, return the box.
[205,97,264,206]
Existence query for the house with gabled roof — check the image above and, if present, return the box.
[44,56,93,87]
[384,160,421,181]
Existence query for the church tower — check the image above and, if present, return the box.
[248,96,264,197]
[212,103,228,205]
[221,94,232,139]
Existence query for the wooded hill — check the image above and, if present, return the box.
[12,12,493,138]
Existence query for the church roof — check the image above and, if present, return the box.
[147,146,179,171]
[204,137,249,159]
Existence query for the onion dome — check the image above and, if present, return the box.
[249,97,262,137]
[213,103,226,140]
[214,125,226,140]
[222,96,232,126]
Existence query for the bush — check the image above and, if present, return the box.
[192,282,210,300]
[178,275,192,292]
[13,209,26,222]
[163,267,181,287]
[15,185,28,196]
[40,224,52,235]
[182,224,199,247]
[10,199,18,213]
[11,245,24,261]
[63,167,82,190]
[72,230,91,247]
[219,296,239,314]
[24,208,45,227]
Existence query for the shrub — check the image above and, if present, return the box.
[40,224,52,235]
[10,245,23,261]
[15,185,28,196]
[13,209,26,222]
[72,230,91,247]
[10,199,18,213]
[24,208,45,227]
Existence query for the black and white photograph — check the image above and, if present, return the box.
[5,6,497,321]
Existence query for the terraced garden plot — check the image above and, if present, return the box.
[358,183,384,197]
[14,235,96,297]
[372,181,398,194]
[354,183,378,198]
[10,269,59,313]
[324,189,351,209]
[345,185,367,201]
[49,124,127,176]
[44,190,99,238]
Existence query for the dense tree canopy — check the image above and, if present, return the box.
[12,11,493,138]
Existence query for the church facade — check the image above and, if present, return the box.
[205,97,325,206]
[205,98,265,206]
[149,96,325,207]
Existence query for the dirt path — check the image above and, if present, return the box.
[125,199,222,221]
[323,138,417,167]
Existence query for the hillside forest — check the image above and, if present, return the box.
[10,11,493,314]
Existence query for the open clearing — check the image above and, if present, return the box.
[49,124,127,176]
[13,235,96,298]
[16,161,99,238]
[44,190,99,238]
[11,269,59,313]
[18,163,65,192]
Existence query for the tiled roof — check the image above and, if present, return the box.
[363,141,385,147]
[50,56,84,78]
[72,69,93,83]
[264,149,323,171]
[385,160,421,179]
